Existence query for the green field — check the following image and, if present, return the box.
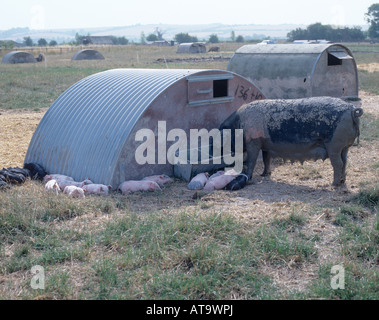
[0,42,378,110]
[0,43,378,300]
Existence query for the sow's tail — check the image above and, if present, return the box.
[352,107,364,145]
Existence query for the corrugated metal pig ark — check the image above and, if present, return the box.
[25,68,264,188]
[2,51,36,64]
[227,44,358,99]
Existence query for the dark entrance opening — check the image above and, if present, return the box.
[328,53,342,66]
[213,79,228,98]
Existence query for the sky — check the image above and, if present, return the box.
[0,0,375,30]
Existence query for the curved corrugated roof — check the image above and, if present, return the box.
[1,51,36,64]
[24,68,205,184]
[72,49,105,60]
[234,43,350,54]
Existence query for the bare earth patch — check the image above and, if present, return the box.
[358,63,379,73]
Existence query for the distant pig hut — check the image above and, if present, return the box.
[227,44,358,99]
[177,42,207,54]
[25,68,264,188]
[1,51,36,64]
[72,49,105,60]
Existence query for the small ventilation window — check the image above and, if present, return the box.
[328,53,342,66]
[213,79,228,98]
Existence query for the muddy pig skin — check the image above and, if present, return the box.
[45,179,60,194]
[82,184,111,195]
[142,175,173,187]
[118,180,161,194]
[63,186,85,198]
[219,97,363,186]
[203,170,239,191]
[224,174,248,191]
[187,173,209,190]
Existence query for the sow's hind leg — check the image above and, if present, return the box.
[328,148,348,186]
[341,147,349,184]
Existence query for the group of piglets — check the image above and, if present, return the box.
[44,173,173,198]
[44,170,246,198]
[43,174,110,198]
[187,169,248,191]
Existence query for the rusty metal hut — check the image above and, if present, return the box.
[1,51,36,64]
[25,68,264,188]
[227,44,358,99]
[72,49,105,60]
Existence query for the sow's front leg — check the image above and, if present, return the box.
[261,150,272,176]
[245,141,261,180]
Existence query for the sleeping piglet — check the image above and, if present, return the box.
[118,180,161,194]
[142,174,173,187]
[43,174,74,184]
[187,172,209,190]
[45,179,60,194]
[82,184,111,196]
[203,169,239,191]
[63,186,85,198]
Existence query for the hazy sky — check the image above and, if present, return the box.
[0,0,374,30]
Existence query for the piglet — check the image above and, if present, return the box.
[57,178,93,190]
[142,174,173,187]
[203,169,239,191]
[63,186,85,198]
[82,184,111,196]
[187,172,209,190]
[209,171,225,180]
[224,174,248,191]
[57,179,83,190]
[45,179,60,195]
[43,174,74,184]
[118,180,161,194]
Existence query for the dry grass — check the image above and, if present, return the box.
[1,92,378,298]
[358,63,379,73]
[0,44,378,299]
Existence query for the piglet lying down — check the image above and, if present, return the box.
[63,186,85,198]
[45,179,60,195]
[142,174,173,187]
[82,184,111,196]
[118,180,161,194]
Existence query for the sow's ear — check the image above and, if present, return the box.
[107,185,112,190]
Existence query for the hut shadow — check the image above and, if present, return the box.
[226,174,349,205]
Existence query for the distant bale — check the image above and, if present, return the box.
[72,49,105,61]
[1,51,37,64]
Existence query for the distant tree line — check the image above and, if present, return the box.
[21,36,57,47]
[366,3,379,39]
[287,23,365,42]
